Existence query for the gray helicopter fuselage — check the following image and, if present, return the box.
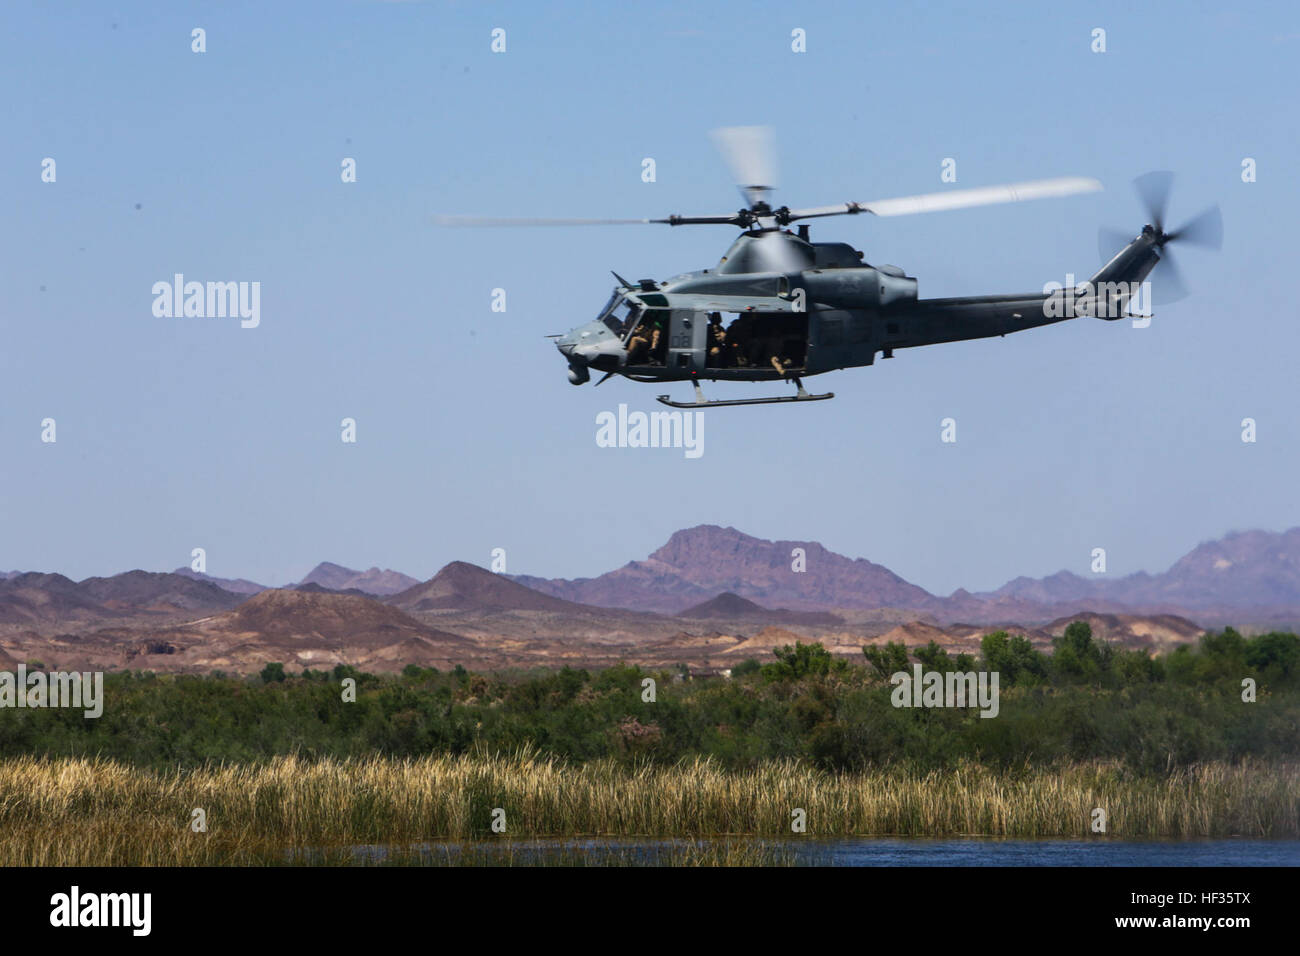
[556,226,1164,386]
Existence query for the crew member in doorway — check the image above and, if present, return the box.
[626,311,666,364]
[725,316,750,367]
[706,313,728,367]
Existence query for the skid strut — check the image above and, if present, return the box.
[656,377,834,409]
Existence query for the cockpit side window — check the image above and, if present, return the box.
[618,302,644,342]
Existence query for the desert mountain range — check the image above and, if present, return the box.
[513,525,1300,626]
[170,561,419,596]
[2,525,1296,674]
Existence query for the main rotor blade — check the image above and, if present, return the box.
[433,215,664,227]
[710,125,777,207]
[1133,171,1174,232]
[1166,204,1223,250]
[862,176,1103,217]
[784,176,1102,222]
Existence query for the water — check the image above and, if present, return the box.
[335,837,1300,866]
[797,837,1300,866]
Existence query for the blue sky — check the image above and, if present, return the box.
[3,0,1298,594]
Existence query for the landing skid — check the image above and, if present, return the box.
[656,378,834,409]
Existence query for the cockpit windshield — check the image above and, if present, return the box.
[595,288,644,339]
[595,290,625,333]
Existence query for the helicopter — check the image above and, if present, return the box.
[438,128,1222,408]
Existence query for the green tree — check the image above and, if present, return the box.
[980,631,1046,685]
[1246,632,1300,683]
[862,641,910,681]
[1201,627,1248,663]
[762,642,845,681]
[913,640,951,672]
[1051,621,1111,682]
[259,662,286,684]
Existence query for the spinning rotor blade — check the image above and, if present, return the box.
[435,125,779,230]
[1097,224,1189,304]
[433,215,662,227]
[710,125,778,207]
[785,176,1102,222]
[1133,170,1174,232]
[437,129,1102,231]
[434,213,750,228]
[1166,204,1223,250]
[1098,173,1223,306]
[863,176,1104,217]
[1152,247,1190,305]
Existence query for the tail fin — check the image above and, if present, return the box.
[1084,228,1161,320]
[1090,227,1161,288]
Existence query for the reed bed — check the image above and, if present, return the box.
[0,753,1294,865]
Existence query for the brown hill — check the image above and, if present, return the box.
[0,586,471,675]
[388,562,592,614]
[0,573,107,624]
[172,567,267,595]
[299,562,420,596]
[223,588,467,648]
[0,570,238,625]
[78,570,243,614]
[724,626,810,656]
[1043,611,1203,653]
[74,588,485,674]
[679,591,843,627]
[872,620,956,649]
[866,613,1205,658]
[292,581,373,598]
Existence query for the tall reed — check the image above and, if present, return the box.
[0,753,1293,865]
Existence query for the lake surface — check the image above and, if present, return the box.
[791,837,1300,866]
[340,837,1300,866]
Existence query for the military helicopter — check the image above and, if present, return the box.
[438,128,1222,408]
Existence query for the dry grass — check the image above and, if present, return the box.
[0,752,1294,865]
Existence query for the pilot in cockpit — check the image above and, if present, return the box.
[626,310,666,364]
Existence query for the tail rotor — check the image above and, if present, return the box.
[1099,171,1222,305]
